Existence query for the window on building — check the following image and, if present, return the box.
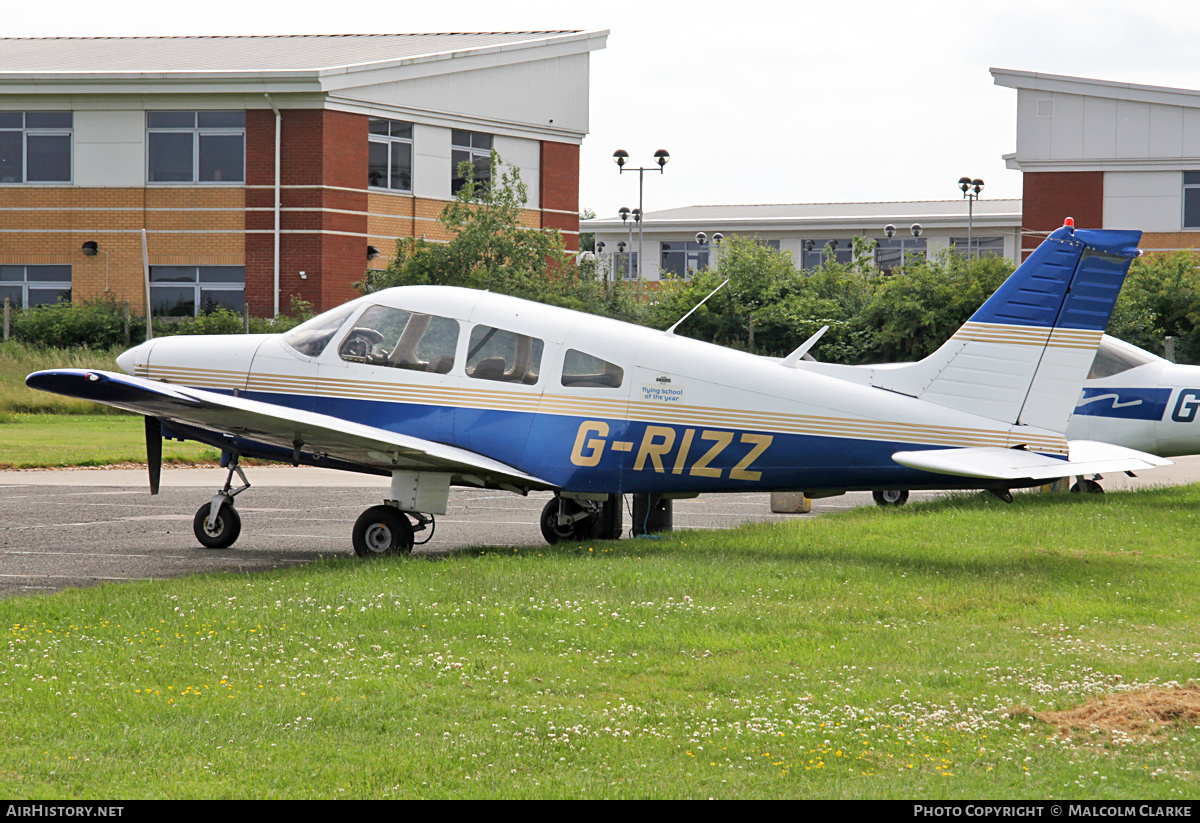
[801,239,854,269]
[466,324,543,384]
[875,237,928,272]
[949,236,1005,259]
[147,111,245,184]
[611,252,638,280]
[337,305,459,373]
[660,241,710,279]
[368,118,413,192]
[1183,172,1200,230]
[561,349,624,389]
[149,266,245,316]
[0,265,71,308]
[0,112,72,184]
[451,130,493,194]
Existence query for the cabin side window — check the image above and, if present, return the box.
[338,305,459,374]
[560,349,624,388]
[466,325,543,384]
[1087,338,1157,379]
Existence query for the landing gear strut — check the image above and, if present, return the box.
[193,455,250,549]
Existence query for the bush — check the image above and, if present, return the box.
[4,294,313,348]
[6,296,143,349]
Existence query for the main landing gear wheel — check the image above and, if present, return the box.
[352,505,416,557]
[540,497,600,544]
[872,489,909,507]
[193,502,242,549]
[1071,479,1104,494]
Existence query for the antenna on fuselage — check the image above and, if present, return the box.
[665,279,729,335]
[780,325,830,367]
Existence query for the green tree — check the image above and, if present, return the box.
[648,236,878,360]
[358,153,648,321]
[578,207,596,252]
[1108,249,1200,362]
[859,251,1014,361]
[360,151,570,299]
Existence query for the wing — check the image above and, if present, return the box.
[892,440,1172,481]
[26,369,556,491]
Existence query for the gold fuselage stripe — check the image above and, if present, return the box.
[134,362,1069,455]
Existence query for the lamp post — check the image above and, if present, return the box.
[617,207,633,280]
[614,149,669,280]
[958,176,984,259]
[694,231,724,274]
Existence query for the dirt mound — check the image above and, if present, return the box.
[1030,683,1200,739]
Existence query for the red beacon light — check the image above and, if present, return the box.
[1064,217,1075,228]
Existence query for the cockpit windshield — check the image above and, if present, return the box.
[1087,336,1160,379]
[281,302,360,357]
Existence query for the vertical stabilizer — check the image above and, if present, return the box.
[865,226,1142,432]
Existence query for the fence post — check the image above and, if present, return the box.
[3,297,9,342]
[243,304,250,334]
[123,302,131,347]
[1165,336,1177,363]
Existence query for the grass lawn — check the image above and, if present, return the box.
[0,413,220,468]
[0,488,1196,799]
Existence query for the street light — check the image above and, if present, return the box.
[614,149,669,280]
[958,176,984,259]
[693,231,724,273]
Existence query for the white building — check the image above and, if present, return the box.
[0,32,607,315]
[584,199,1022,281]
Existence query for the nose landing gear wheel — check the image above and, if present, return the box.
[353,505,416,556]
[193,503,242,549]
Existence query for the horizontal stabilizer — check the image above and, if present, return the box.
[892,440,1171,481]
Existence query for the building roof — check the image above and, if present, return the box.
[585,200,1023,232]
[0,31,603,78]
[991,68,1200,109]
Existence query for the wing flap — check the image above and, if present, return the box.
[892,440,1172,481]
[26,369,556,490]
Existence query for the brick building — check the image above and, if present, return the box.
[992,68,1200,257]
[0,32,605,316]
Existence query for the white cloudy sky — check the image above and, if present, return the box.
[10,0,1200,217]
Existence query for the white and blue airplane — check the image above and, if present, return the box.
[26,223,1168,556]
[1064,334,1200,490]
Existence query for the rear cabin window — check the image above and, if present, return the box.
[1088,338,1157,379]
[560,349,624,388]
[338,305,459,374]
[466,325,543,384]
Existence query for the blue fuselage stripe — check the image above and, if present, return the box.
[224,389,1007,494]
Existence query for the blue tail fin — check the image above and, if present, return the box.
[868,225,1142,432]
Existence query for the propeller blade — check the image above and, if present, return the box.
[145,416,162,495]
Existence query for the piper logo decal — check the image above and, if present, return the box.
[1075,387,1171,421]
